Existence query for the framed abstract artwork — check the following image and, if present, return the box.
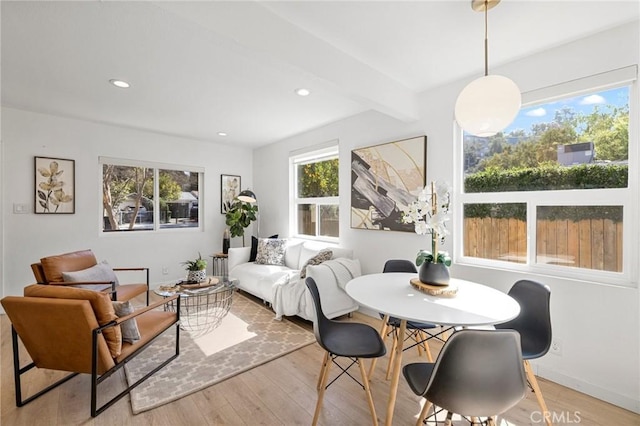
[221,174,241,213]
[34,156,75,214]
[351,136,426,231]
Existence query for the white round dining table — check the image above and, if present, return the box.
[345,272,521,426]
[346,272,520,327]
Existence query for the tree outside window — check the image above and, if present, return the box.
[292,149,339,239]
[102,161,201,232]
[461,85,629,274]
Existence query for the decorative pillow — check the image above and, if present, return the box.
[250,234,279,262]
[62,260,120,285]
[300,249,333,278]
[284,241,304,269]
[112,301,141,343]
[255,238,287,266]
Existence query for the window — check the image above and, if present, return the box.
[290,144,339,240]
[101,158,202,232]
[456,67,636,284]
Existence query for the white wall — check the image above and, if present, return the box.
[254,22,640,412]
[1,108,253,296]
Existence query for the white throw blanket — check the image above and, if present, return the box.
[317,258,362,290]
[270,258,361,320]
[271,270,306,320]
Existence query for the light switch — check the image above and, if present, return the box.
[13,203,29,214]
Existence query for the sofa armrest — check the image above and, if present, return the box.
[228,247,251,271]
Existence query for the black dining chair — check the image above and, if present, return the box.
[403,329,527,426]
[495,279,553,426]
[377,259,449,379]
[305,277,387,426]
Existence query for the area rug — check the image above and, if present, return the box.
[124,293,315,414]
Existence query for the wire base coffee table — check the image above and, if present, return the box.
[155,276,238,336]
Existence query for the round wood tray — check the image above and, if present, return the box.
[180,276,219,289]
[410,278,458,297]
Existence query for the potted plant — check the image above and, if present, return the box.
[182,252,207,283]
[225,200,258,246]
[403,181,452,286]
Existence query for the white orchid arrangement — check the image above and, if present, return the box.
[402,181,452,266]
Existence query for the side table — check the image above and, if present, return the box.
[154,276,237,336]
[210,252,228,277]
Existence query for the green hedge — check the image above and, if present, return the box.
[464,203,526,221]
[463,164,626,222]
[463,204,622,222]
[465,164,627,193]
[537,205,623,222]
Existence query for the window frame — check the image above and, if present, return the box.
[289,143,340,243]
[99,157,204,234]
[453,67,638,287]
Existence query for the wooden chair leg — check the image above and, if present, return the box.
[416,400,432,426]
[487,417,496,426]
[414,331,423,357]
[312,353,332,426]
[358,358,379,426]
[317,351,329,390]
[524,360,553,426]
[444,411,453,426]
[419,331,434,362]
[441,326,451,341]
[385,330,398,380]
[369,318,389,379]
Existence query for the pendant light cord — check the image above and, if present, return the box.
[484,0,489,76]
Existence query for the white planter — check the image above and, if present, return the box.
[187,270,206,283]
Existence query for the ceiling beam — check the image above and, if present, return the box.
[152,1,419,122]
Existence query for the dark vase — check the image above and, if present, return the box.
[222,228,230,254]
[418,262,450,286]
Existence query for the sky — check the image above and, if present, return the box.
[503,86,629,135]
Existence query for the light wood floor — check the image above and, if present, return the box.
[2,291,638,426]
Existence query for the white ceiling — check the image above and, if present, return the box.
[2,1,638,148]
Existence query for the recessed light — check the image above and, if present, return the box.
[217,132,228,137]
[295,88,311,97]
[109,79,130,88]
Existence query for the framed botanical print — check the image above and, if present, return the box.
[221,174,241,213]
[35,156,75,214]
[351,136,426,231]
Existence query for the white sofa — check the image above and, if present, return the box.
[228,240,360,321]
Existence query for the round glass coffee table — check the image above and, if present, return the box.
[154,276,238,335]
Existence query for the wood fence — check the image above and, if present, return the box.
[463,217,623,272]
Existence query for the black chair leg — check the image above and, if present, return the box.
[11,326,79,408]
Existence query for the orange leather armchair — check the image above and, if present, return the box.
[31,249,149,305]
[1,284,180,417]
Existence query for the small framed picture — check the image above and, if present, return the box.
[35,156,75,214]
[221,174,241,214]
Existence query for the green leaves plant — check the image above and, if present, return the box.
[416,250,451,266]
[225,200,258,238]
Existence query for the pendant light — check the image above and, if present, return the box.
[454,0,521,137]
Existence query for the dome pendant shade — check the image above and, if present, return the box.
[237,189,257,203]
[455,0,521,137]
[455,75,521,137]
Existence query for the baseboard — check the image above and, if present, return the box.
[535,364,640,414]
